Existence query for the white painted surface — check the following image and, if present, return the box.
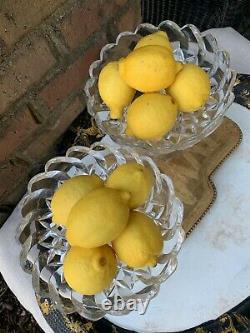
[106,103,250,332]
[207,28,250,74]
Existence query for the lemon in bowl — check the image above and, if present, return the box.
[105,161,154,208]
[66,187,130,248]
[63,245,117,295]
[51,175,103,226]
[98,61,135,119]
[168,64,211,112]
[134,31,172,51]
[119,45,178,92]
[126,93,178,140]
[112,211,164,268]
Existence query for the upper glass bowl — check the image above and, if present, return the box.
[17,143,184,321]
[84,21,236,156]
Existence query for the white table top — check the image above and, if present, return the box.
[106,103,250,332]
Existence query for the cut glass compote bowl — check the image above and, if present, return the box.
[84,21,236,156]
[17,143,184,321]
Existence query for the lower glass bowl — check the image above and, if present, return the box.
[17,143,184,321]
[84,21,236,156]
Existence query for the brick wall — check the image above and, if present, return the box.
[0,0,141,224]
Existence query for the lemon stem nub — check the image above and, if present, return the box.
[98,60,135,120]
[120,191,131,202]
[93,255,107,271]
[110,106,123,119]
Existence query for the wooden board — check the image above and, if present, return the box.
[156,117,242,235]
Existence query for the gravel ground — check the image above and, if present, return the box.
[0,273,43,333]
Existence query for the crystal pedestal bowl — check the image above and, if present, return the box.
[17,143,184,321]
[84,21,236,156]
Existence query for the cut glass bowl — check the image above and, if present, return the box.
[17,143,184,321]
[84,21,236,156]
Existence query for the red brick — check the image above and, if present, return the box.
[0,0,65,51]
[40,36,106,110]
[23,96,84,160]
[0,37,56,114]
[0,107,39,164]
[0,162,28,199]
[51,96,84,136]
[60,1,117,50]
[117,4,141,33]
[2,180,29,206]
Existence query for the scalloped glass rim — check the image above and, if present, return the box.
[17,143,185,320]
[84,21,236,156]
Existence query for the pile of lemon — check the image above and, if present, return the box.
[51,162,163,295]
[98,31,211,140]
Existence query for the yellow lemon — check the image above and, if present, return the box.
[66,187,130,248]
[51,175,103,226]
[168,63,211,112]
[135,31,172,51]
[98,61,135,119]
[105,162,154,208]
[112,211,163,268]
[127,93,177,140]
[119,45,177,92]
[64,245,117,295]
